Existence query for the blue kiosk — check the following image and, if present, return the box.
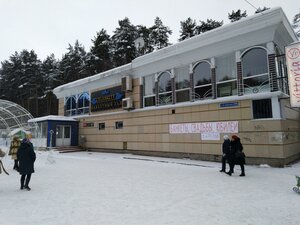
[28,115,79,148]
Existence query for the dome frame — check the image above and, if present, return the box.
[0,99,37,137]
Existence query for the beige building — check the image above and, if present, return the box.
[53,7,300,167]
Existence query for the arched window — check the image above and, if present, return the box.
[158,71,172,105]
[193,61,212,100]
[242,47,269,94]
[65,92,90,116]
[78,92,90,114]
[65,96,76,116]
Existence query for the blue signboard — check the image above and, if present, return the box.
[219,102,239,108]
[91,86,124,112]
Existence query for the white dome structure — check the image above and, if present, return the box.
[0,99,37,137]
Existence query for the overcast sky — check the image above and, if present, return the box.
[0,0,299,63]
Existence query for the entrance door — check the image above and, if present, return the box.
[56,125,71,146]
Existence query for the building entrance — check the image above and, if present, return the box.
[56,125,71,146]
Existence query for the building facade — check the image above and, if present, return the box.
[53,7,300,167]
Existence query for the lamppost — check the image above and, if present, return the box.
[49,129,54,149]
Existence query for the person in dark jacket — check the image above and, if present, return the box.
[17,138,36,190]
[226,135,245,176]
[220,135,230,172]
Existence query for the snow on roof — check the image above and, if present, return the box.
[53,7,297,99]
[53,63,132,98]
[133,7,297,68]
[28,115,77,123]
[8,128,31,136]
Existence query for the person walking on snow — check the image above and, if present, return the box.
[226,135,245,176]
[220,135,230,172]
[9,136,21,171]
[17,138,36,191]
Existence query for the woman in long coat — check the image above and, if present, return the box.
[17,138,36,190]
[220,135,231,172]
[226,135,245,176]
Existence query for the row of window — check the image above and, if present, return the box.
[99,121,123,130]
[95,99,273,131]
[64,46,287,117]
[143,47,272,107]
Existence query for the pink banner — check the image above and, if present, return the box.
[169,121,238,134]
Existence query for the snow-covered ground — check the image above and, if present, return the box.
[0,146,300,225]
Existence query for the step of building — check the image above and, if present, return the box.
[52,146,85,153]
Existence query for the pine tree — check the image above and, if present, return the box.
[179,17,197,41]
[196,19,223,34]
[20,50,43,116]
[255,7,270,14]
[60,40,87,83]
[90,29,113,73]
[111,17,138,67]
[228,10,247,22]
[0,50,61,117]
[136,25,152,55]
[292,12,300,38]
[0,54,23,102]
[0,50,42,115]
[150,17,172,50]
[41,54,61,91]
[40,54,60,115]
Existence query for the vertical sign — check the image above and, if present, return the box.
[285,42,300,107]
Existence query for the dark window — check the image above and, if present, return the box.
[242,48,268,77]
[158,71,172,105]
[175,66,190,90]
[217,81,237,97]
[65,96,76,116]
[66,96,76,110]
[78,92,90,115]
[253,99,272,119]
[144,96,156,107]
[78,92,90,108]
[176,89,190,103]
[115,121,123,129]
[242,48,270,94]
[143,75,156,107]
[194,62,211,86]
[99,123,105,130]
[158,72,172,93]
[193,62,212,99]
